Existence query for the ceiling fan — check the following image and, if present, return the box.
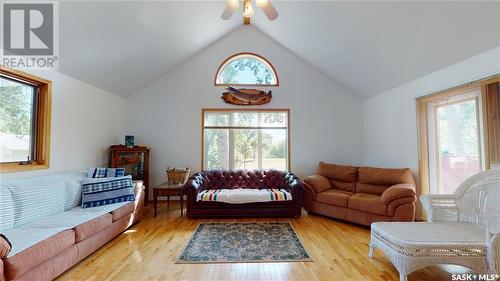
[221,0,278,25]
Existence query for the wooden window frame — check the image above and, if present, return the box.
[417,74,500,197]
[201,108,291,171]
[0,67,52,173]
[214,52,279,87]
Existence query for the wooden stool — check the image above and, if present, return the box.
[153,183,184,217]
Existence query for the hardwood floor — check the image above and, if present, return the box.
[57,202,472,281]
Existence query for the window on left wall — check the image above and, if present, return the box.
[0,67,51,172]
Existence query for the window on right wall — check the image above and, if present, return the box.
[417,74,500,195]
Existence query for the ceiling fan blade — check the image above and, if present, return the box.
[260,1,278,20]
[221,1,238,20]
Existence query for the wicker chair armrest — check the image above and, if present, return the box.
[420,194,460,222]
[488,216,500,236]
[488,234,500,273]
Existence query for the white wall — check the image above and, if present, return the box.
[126,26,364,192]
[1,70,126,180]
[363,47,500,175]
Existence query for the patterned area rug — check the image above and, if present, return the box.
[177,222,312,263]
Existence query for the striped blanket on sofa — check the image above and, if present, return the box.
[196,188,292,204]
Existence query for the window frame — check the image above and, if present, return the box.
[214,52,279,87]
[417,74,500,197]
[0,67,52,172]
[427,92,483,194]
[201,108,290,171]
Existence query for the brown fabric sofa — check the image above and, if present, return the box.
[0,183,144,281]
[185,170,303,218]
[303,162,416,226]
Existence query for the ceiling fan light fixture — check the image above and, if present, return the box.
[243,1,255,17]
[256,0,269,8]
[228,0,240,9]
[221,0,278,23]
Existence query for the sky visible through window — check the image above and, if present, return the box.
[217,54,277,85]
[0,77,35,163]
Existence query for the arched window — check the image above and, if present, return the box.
[215,52,278,86]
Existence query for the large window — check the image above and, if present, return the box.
[202,109,289,171]
[418,75,499,195]
[0,67,51,172]
[426,90,483,194]
[214,53,278,86]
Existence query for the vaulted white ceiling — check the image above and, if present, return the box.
[59,1,500,99]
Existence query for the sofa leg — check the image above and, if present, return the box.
[368,245,374,258]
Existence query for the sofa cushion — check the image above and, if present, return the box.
[25,202,130,230]
[329,179,357,192]
[303,175,331,193]
[0,186,14,231]
[74,214,112,242]
[348,193,388,216]
[61,172,87,211]
[316,189,354,208]
[196,189,292,204]
[3,229,75,280]
[111,202,134,221]
[4,202,129,257]
[82,176,135,208]
[2,227,70,258]
[357,167,414,195]
[317,162,358,182]
[3,172,86,228]
[8,179,65,228]
[316,162,358,192]
[355,183,390,196]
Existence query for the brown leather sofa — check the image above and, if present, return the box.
[303,162,416,226]
[185,170,303,218]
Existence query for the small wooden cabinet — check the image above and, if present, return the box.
[109,146,150,205]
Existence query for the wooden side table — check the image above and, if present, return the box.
[153,183,185,217]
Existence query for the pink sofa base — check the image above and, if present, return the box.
[3,186,144,281]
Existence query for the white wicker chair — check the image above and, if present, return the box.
[369,169,500,281]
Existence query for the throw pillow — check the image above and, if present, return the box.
[0,234,12,259]
[81,175,135,208]
[87,168,126,178]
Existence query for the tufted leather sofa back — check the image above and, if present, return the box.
[188,169,298,190]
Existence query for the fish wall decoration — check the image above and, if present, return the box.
[221,87,272,106]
